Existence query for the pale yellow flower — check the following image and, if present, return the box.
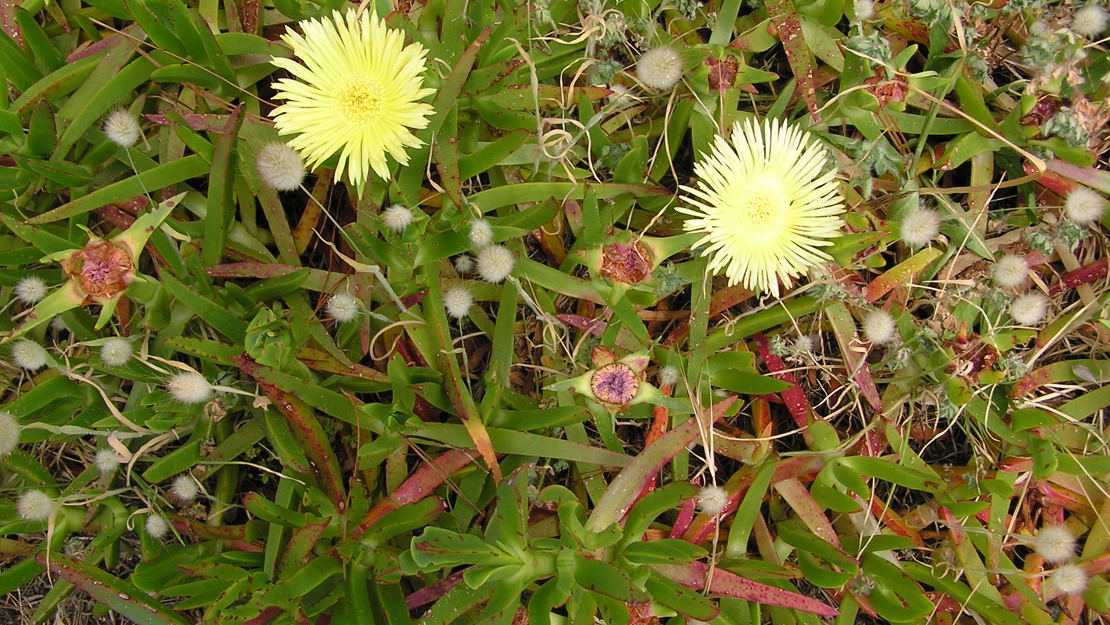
[678,118,844,296]
[269,9,435,196]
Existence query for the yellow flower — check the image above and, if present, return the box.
[269,9,435,195]
[677,118,844,296]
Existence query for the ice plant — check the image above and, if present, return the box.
[678,118,844,296]
[269,9,435,197]
[2,194,183,342]
[548,351,683,412]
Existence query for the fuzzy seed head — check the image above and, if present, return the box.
[11,340,49,371]
[103,109,141,148]
[862,310,897,344]
[992,254,1029,288]
[469,219,494,248]
[17,490,53,521]
[100,337,134,367]
[167,372,212,404]
[145,513,169,538]
[0,411,20,456]
[94,449,121,473]
[170,475,199,502]
[1032,525,1077,564]
[476,245,514,283]
[443,286,473,319]
[13,277,47,305]
[636,46,684,91]
[257,142,306,191]
[326,292,360,323]
[698,485,729,516]
[794,334,815,354]
[1010,293,1050,326]
[900,208,942,247]
[454,255,474,273]
[1049,563,1089,595]
[382,204,414,231]
[854,0,875,19]
[1072,3,1109,38]
[659,365,680,387]
[1064,187,1107,225]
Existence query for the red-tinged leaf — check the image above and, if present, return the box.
[586,395,739,532]
[1011,359,1110,397]
[766,0,818,120]
[865,247,943,302]
[355,448,477,537]
[1,0,19,44]
[668,492,698,539]
[279,520,329,578]
[1027,162,1074,197]
[824,302,883,412]
[753,333,811,428]
[406,570,466,609]
[240,607,282,625]
[299,347,388,383]
[36,554,190,625]
[556,313,606,336]
[775,478,839,548]
[1050,258,1107,295]
[655,562,838,617]
[144,112,228,132]
[866,498,924,547]
[1047,158,1110,194]
[234,355,347,512]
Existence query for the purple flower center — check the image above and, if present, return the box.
[590,363,640,405]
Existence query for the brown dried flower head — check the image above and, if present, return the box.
[61,239,134,302]
[599,241,652,285]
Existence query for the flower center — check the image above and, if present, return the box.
[739,189,780,226]
[340,80,383,121]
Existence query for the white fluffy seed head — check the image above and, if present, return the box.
[476,245,515,283]
[469,219,494,248]
[454,255,474,273]
[256,142,306,191]
[0,411,20,456]
[11,340,49,371]
[854,0,875,19]
[382,205,414,231]
[862,310,897,344]
[1072,3,1109,38]
[1010,293,1050,326]
[170,475,199,502]
[326,292,360,323]
[167,372,212,404]
[103,109,141,148]
[13,277,47,305]
[794,334,814,354]
[94,449,121,473]
[1049,563,1089,595]
[636,46,684,90]
[145,513,169,538]
[1032,525,1077,564]
[100,337,133,367]
[1064,187,1107,225]
[992,254,1029,288]
[443,286,473,319]
[659,365,680,387]
[698,485,729,516]
[900,208,942,247]
[17,490,53,521]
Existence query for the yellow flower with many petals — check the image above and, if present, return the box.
[269,9,435,196]
[677,118,844,296]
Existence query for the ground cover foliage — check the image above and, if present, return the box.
[1,0,1109,623]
